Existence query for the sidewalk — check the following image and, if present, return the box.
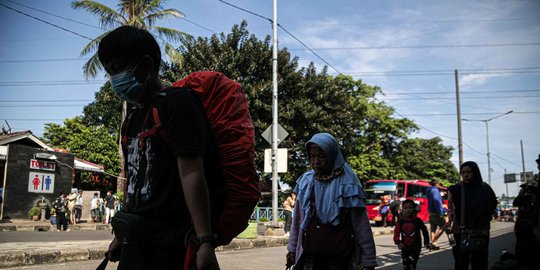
[0,219,394,268]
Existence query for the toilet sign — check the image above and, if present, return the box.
[29,159,56,171]
[28,172,55,193]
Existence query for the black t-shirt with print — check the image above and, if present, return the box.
[123,88,223,224]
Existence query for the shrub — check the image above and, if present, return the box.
[27,207,41,218]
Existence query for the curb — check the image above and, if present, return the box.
[0,237,288,269]
[0,226,393,268]
[0,224,111,232]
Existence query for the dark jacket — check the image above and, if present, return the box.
[449,182,497,231]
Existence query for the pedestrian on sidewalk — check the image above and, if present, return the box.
[393,199,430,270]
[75,190,83,223]
[104,191,115,224]
[513,155,540,270]
[389,196,401,226]
[283,192,296,236]
[446,161,497,270]
[52,192,69,232]
[98,26,220,270]
[286,133,377,270]
[67,189,77,225]
[90,192,100,223]
[426,179,445,250]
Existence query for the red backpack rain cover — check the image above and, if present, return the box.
[171,71,261,245]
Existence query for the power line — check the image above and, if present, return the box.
[0,2,93,41]
[382,95,540,100]
[0,58,89,63]
[0,105,87,108]
[0,99,92,103]
[4,0,103,30]
[383,89,540,95]
[181,17,217,34]
[218,0,342,75]
[289,42,540,51]
[299,17,540,26]
[401,111,540,117]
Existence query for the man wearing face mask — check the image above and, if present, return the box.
[98,26,221,270]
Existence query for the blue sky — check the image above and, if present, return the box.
[1,0,539,197]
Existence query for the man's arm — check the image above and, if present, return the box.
[177,155,219,270]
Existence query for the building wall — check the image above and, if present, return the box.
[2,144,74,219]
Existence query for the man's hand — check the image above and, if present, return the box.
[106,237,122,262]
[197,243,220,270]
[286,252,295,268]
[397,243,404,250]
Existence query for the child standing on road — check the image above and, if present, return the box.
[394,199,430,270]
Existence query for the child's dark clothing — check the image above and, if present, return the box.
[393,216,429,269]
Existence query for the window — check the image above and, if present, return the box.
[406,184,428,198]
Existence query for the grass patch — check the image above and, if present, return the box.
[236,222,258,239]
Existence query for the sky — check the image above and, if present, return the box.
[1,0,539,197]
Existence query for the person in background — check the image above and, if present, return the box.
[286,133,377,270]
[389,195,401,226]
[283,192,296,236]
[426,179,445,250]
[513,156,539,270]
[52,192,70,232]
[67,189,77,225]
[90,192,100,223]
[75,190,83,223]
[393,199,430,270]
[104,191,116,224]
[378,197,390,228]
[446,161,497,270]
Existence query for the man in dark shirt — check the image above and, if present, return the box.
[104,191,115,224]
[99,26,220,270]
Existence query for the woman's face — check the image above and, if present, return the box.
[461,166,474,183]
[309,144,331,176]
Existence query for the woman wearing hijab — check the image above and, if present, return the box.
[446,161,497,270]
[286,133,377,270]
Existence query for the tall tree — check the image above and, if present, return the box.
[81,81,122,136]
[42,117,121,191]
[392,137,459,182]
[71,0,189,78]
[170,21,425,185]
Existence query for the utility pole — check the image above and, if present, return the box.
[271,0,279,226]
[455,69,464,168]
[520,140,526,184]
[463,110,513,187]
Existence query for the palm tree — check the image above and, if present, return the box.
[72,0,190,79]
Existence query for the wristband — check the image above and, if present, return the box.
[197,234,218,247]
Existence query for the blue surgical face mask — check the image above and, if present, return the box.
[109,63,148,103]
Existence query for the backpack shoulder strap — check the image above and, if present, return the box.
[148,87,191,144]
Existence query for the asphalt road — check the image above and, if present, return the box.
[0,222,515,270]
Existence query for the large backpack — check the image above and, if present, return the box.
[128,71,261,246]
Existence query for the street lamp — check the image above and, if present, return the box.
[462,110,513,186]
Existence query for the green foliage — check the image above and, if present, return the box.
[43,20,458,193]
[27,207,41,218]
[392,137,459,183]
[81,82,122,136]
[167,20,451,187]
[71,0,189,78]
[236,222,258,239]
[42,117,121,191]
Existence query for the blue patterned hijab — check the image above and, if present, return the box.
[294,133,366,229]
